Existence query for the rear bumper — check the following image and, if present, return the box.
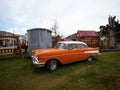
[31,56,45,68]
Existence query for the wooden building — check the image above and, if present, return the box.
[65,30,100,47]
[77,30,100,47]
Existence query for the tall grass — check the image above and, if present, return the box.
[0,51,120,90]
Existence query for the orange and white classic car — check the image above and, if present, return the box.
[32,41,100,71]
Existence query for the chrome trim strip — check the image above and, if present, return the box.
[84,50,99,54]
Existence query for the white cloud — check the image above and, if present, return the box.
[0,0,120,36]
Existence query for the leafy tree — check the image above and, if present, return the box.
[99,25,109,36]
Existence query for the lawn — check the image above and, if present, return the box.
[0,51,120,90]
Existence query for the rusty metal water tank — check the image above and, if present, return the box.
[27,28,52,56]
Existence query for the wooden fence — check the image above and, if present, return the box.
[0,48,16,55]
[0,46,28,56]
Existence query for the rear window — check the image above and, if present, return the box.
[78,44,88,49]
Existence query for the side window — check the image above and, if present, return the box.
[63,44,67,49]
[78,44,88,49]
[67,44,76,49]
[59,43,67,49]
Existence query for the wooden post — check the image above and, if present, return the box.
[16,38,23,57]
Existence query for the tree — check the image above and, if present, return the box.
[50,19,62,47]
[99,25,109,36]
[51,19,59,37]
[99,15,120,48]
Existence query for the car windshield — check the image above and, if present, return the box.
[55,43,67,49]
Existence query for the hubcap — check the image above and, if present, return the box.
[50,61,56,70]
[88,57,92,61]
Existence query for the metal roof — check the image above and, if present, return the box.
[27,28,52,32]
[77,30,99,37]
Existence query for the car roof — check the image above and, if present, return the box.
[58,41,87,45]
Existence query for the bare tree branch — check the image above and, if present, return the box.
[51,19,59,36]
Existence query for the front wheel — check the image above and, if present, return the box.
[87,56,93,61]
[46,60,58,71]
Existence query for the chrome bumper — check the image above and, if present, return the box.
[31,56,45,68]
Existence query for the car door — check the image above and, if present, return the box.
[66,44,81,63]
[77,44,88,60]
[55,43,78,64]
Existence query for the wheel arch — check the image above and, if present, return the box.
[87,56,94,61]
[88,55,94,58]
[45,58,62,66]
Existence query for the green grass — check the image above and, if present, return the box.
[0,51,120,90]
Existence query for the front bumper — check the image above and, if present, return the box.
[31,56,45,68]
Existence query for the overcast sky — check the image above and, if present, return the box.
[0,0,120,37]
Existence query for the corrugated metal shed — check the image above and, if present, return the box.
[27,28,52,56]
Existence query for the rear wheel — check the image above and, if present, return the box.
[46,60,58,71]
[87,56,93,61]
